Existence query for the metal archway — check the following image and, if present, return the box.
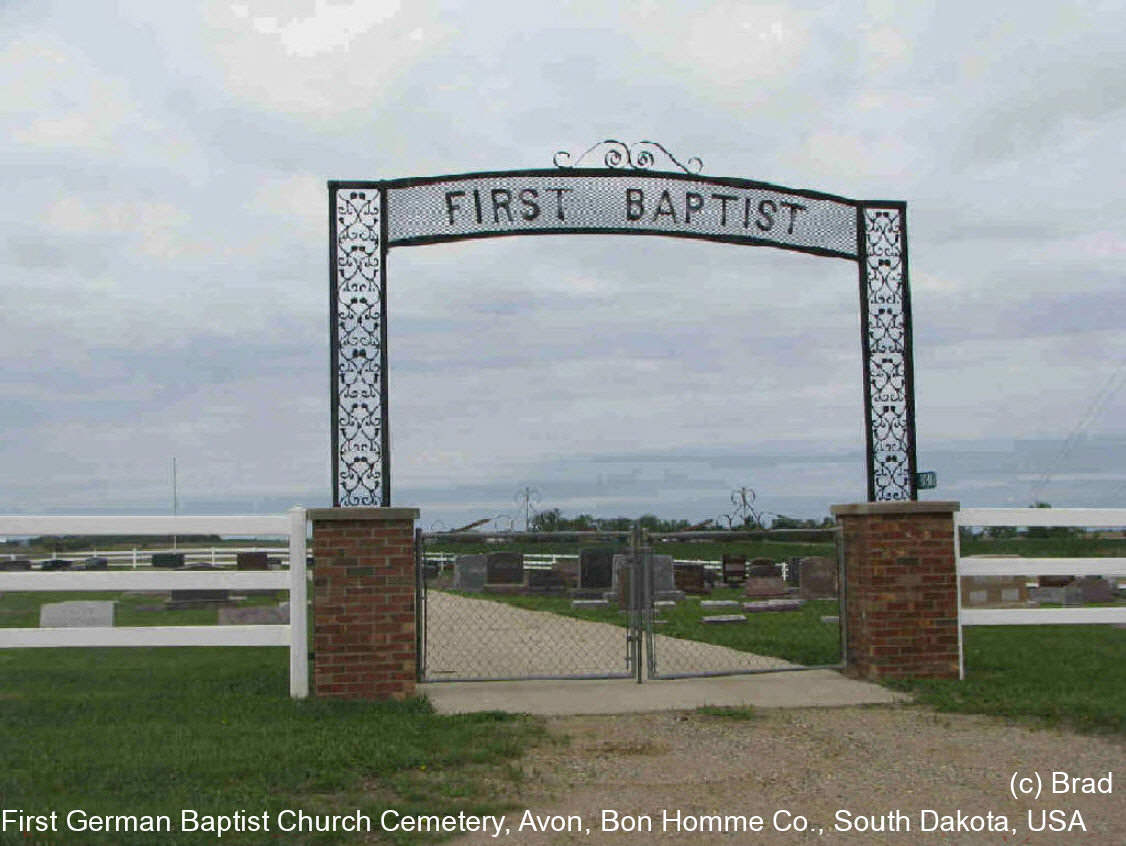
[329,141,917,506]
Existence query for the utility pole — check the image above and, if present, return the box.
[172,456,178,550]
[514,486,541,531]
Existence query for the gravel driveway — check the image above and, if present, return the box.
[446,707,1124,845]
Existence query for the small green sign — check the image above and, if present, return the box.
[916,471,937,490]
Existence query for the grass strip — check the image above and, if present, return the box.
[886,624,1126,735]
[0,635,542,845]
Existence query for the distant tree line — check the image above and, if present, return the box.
[528,509,833,533]
[3,534,224,550]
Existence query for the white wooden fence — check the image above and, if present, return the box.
[0,510,308,698]
[5,546,290,568]
[955,507,1126,678]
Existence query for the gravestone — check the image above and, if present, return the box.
[218,603,289,625]
[39,558,72,571]
[721,554,746,586]
[798,557,838,599]
[1063,582,1084,606]
[527,569,567,594]
[40,600,114,628]
[236,551,269,570]
[743,575,788,598]
[486,552,524,586]
[702,614,746,624]
[673,562,707,594]
[579,548,614,590]
[452,555,487,592]
[744,599,804,613]
[572,598,609,610]
[0,559,31,571]
[168,565,230,608]
[238,551,279,596]
[650,555,685,601]
[747,558,780,577]
[959,575,1028,607]
[552,558,579,588]
[1028,586,1066,605]
[1078,576,1114,604]
[700,600,741,611]
[79,556,108,570]
[151,552,185,568]
[784,557,802,586]
[611,553,684,604]
[1038,575,1073,588]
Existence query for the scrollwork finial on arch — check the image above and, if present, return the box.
[553,139,703,174]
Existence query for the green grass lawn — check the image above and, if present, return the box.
[0,591,543,846]
[887,624,1126,735]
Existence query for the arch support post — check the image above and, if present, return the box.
[858,203,918,501]
[832,501,960,680]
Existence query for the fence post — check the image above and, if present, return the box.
[288,507,309,698]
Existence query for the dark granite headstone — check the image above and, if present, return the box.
[152,552,185,568]
[674,562,707,594]
[579,548,614,589]
[527,569,567,594]
[40,558,72,571]
[238,552,279,596]
[721,555,746,585]
[1078,576,1113,604]
[747,557,779,577]
[0,559,32,571]
[237,551,269,570]
[486,552,524,585]
[798,556,838,599]
[552,558,579,588]
[1038,575,1073,588]
[79,557,109,570]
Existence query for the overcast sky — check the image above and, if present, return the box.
[2,1,1124,528]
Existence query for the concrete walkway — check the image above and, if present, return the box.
[421,670,909,716]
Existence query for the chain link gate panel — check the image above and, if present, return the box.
[642,528,846,679]
[415,528,844,683]
[416,532,638,682]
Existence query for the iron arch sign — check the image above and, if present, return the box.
[329,142,917,507]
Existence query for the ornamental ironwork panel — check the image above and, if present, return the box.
[331,187,387,507]
[329,149,918,507]
[860,205,917,501]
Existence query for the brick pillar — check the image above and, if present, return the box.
[308,507,420,700]
[831,501,960,681]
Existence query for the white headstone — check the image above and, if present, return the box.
[39,600,115,628]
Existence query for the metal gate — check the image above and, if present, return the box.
[416,527,844,683]
[416,529,638,682]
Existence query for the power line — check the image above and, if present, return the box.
[1030,354,1126,503]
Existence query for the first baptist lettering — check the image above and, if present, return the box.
[442,185,808,234]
